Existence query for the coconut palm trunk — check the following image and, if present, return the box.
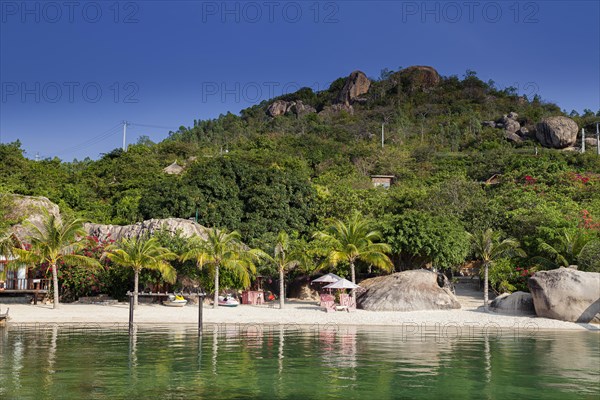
[483,262,489,309]
[213,264,219,309]
[133,269,139,309]
[279,267,285,309]
[51,263,60,309]
[350,261,357,302]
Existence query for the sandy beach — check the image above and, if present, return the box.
[2,285,597,332]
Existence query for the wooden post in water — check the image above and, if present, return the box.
[198,292,206,336]
[128,292,134,335]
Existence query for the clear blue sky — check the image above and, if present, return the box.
[1,0,599,160]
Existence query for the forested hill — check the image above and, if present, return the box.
[1,65,599,271]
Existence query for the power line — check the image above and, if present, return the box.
[129,122,178,131]
[55,123,122,156]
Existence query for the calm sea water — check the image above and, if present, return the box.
[0,323,598,399]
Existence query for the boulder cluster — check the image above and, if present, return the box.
[482,112,530,143]
[489,267,599,323]
[483,113,582,150]
[266,100,317,118]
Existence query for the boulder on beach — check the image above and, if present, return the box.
[489,291,535,315]
[528,267,600,323]
[536,116,579,149]
[357,269,461,311]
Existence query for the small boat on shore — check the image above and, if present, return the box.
[0,307,9,325]
[218,295,239,307]
[163,294,187,307]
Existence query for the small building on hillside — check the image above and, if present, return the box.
[163,161,184,175]
[371,175,395,188]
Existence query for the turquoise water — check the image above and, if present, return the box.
[0,323,598,399]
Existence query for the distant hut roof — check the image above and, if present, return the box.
[484,174,502,185]
[163,161,184,175]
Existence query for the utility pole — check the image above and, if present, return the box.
[596,123,600,155]
[122,120,129,152]
[581,128,585,153]
[381,123,385,148]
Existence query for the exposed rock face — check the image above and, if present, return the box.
[2,194,61,241]
[287,281,320,301]
[289,101,317,117]
[337,70,371,105]
[266,100,291,117]
[85,218,210,242]
[536,116,579,149]
[357,269,461,311]
[504,131,523,143]
[528,267,600,323]
[490,291,535,315]
[584,137,598,147]
[267,100,316,117]
[393,66,441,92]
[319,103,354,116]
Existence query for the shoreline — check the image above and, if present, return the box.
[1,301,597,332]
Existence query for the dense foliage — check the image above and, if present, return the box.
[2,68,599,297]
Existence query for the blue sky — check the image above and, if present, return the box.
[1,0,599,160]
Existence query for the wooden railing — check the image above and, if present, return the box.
[1,278,50,291]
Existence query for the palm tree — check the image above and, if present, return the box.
[0,227,19,284]
[532,230,595,269]
[181,228,257,309]
[468,229,526,309]
[314,212,393,302]
[258,231,308,309]
[103,236,177,308]
[14,212,100,309]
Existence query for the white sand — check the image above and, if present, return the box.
[2,289,597,332]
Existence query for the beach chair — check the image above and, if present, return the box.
[320,294,336,312]
[339,294,356,312]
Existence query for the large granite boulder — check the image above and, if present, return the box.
[266,100,292,117]
[528,267,600,323]
[267,100,316,118]
[392,66,441,92]
[490,291,535,315]
[584,137,598,148]
[357,269,461,311]
[319,103,354,116]
[1,194,61,241]
[536,116,579,149]
[287,281,320,301]
[85,218,210,242]
[289,101,316,117]
[337,70,371,105]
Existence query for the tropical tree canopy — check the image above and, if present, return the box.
[468,228,526,308]
[103,236,177,307]
[314,212,393,304]
[14,212,100,308]
[181,228,257,308]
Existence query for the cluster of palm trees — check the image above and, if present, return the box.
[0,211,397,310]
[8,210,588,312]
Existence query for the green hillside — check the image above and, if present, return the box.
[2,66,599,286]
